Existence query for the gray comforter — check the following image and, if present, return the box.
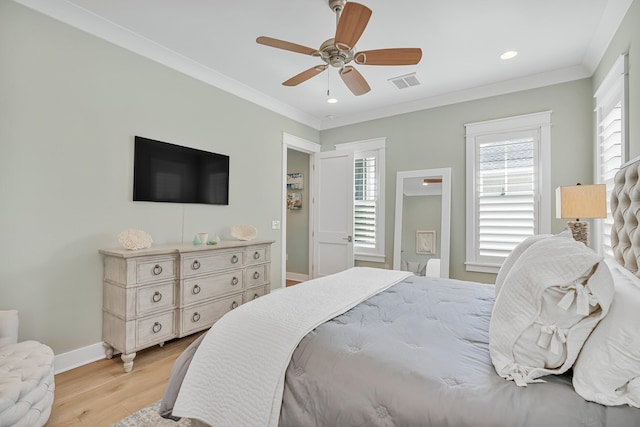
[162,276,640,426]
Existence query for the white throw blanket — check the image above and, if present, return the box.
[172,267,412,427]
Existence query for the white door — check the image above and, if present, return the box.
[314,150,354,277]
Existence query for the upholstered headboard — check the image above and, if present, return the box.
[611,155,640,277]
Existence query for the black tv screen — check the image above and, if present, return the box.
[133,136,229,205]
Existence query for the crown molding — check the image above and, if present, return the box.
[582,0,634,73]
[12,0,630,132]
[12,0,322,130]
[320,65,590,130]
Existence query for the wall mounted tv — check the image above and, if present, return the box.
[133,136,229,205]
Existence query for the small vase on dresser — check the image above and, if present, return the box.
[100,240,273,372]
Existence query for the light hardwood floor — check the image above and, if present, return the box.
[48,282,302,426]
[47,331,204,426]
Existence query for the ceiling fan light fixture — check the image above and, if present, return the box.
[257,1,421,97]
[500,50,518,60]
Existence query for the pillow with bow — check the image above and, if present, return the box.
[489,237,614,386]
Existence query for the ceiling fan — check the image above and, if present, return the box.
[256,0,422,96]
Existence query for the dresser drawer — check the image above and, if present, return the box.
[182,271,244,305]
[136,257,176,284]
[245,264,268,288]
[245,245,268,266]
[137,282,175,315]
[136,311,175,348]
[243,285,268,303]
[180,294,242,336]
[182,250,244,277]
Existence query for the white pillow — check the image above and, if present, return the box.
[494,229,573,296]
[489,237,614,386]
[0,310,19,347]
[573,259,640,408]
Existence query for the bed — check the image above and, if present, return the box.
[160,157,640,426]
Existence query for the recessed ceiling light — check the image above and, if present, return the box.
[500,50,518,60]
[327,97,338,104]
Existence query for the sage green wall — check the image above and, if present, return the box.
[286,149,310,275]
[320,79,594,283]
[401,195,442,264]
[0,1,318,354]
[592,0,640,160]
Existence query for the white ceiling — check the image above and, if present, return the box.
[15,0,633,130]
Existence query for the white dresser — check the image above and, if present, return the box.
[100,240,273,372]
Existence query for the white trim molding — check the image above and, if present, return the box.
[54,341,106,374]
[465,111,552,274]
[282,133,320,287]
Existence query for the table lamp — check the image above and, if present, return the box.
[555,183,606,245]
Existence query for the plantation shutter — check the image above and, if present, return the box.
[597,101,623,257]
[595,54,626,257]
[475,131,538,262]
[354,155,377,248]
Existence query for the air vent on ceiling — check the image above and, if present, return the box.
[388,73,420,90]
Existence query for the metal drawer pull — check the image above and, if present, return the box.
[192,284,201,295]
[231,301,239,309]
[192,260,201,270]
[253,271,260,280]
[253,251,260,260]
[152,264,163,275]
[231,277,239,286]
[253,293,260,300]
[152,322,162,333]
[192,312,201,322]
[231,254,239,264]
[152,291,162,303]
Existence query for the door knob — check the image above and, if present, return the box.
[342,235,353,242]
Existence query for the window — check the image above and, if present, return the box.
[336,138,386,262]
[354,154,377,249]
[465,112,551,273]
[595,54,627,257]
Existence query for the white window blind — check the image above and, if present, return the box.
[465,111,551,274]
[476,132,537,260]
[595,54,627,257]
[354,155,377,249]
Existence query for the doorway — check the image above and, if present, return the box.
[281,133,320,289]
[286,148,311,284]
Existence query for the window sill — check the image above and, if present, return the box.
[355,253,386,263]
[464,261,501,274]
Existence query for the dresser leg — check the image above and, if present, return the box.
[103,343,114,359]
[121,352,136,373]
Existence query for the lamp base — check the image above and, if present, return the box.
[567,220,589,245]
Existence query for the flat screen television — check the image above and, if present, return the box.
[133,136,229,205]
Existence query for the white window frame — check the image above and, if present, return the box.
[594,54,628,257]
[465,112,551,274]
[335,138,386,263]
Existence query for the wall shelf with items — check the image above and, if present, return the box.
[100,240,273,372]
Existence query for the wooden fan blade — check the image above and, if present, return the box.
[256,36,318,56]
[334,2,372,50]
[339,66,370,96]
[283,65,328,86]
[354,48,422,66]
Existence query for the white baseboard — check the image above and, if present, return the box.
[54,341,106,374]
[286,272,309,282]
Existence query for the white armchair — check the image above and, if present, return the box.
[0,310,55,427]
